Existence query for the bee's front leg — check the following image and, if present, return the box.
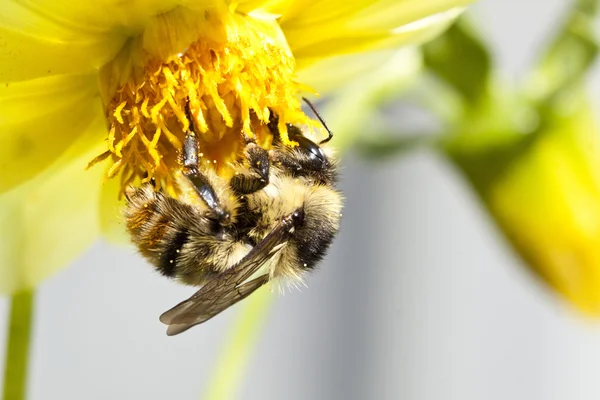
[181,128,231,224]
[230,139,270,195]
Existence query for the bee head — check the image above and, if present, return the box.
[287,124,329,170]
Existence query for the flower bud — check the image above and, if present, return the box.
[447,97,600,314]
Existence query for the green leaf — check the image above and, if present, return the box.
[528,0,599,103]
[423,17,491,105]
[357,132,439,160]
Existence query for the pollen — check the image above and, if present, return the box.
[98,10,316,193]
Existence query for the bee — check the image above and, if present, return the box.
[124,100,343,335]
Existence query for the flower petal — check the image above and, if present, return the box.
[281,1,470,62]
[318,48,422,150]
[297,47,416,94]
[99,175,129,245]
[0,73,105,194]
[0,4,117,82]
[0,0,190,82]
[235,0,293,16]
[0,126,107,294]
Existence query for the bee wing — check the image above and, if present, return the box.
[159,218,294,335]
[162,275,269,336]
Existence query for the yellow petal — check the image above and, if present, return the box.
[141,5,214,61]
[0,0,191,82]
[0,73,105,194]
[99,175,129,245]
[0,126,107,294]
[297,47,417,94]
[282,1,469,62]
[318,48,422,150]
[280,0,469,29]
[235,0,293,15]
[0,6,118,82]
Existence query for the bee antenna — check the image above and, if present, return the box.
[302,97,333,144]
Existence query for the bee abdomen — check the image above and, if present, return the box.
[135,213,193,279]
[157,228,190,277]
[125,186,196,279]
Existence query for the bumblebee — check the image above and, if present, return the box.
[125,101,343,335]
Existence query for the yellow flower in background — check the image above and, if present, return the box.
[447,95,600,314]
[0,0,471,293]
[418,3,600,317]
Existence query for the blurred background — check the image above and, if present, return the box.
[4,0,600,399]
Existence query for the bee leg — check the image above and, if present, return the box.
[230,140,270,195]
[141,171,157,188]
[181,129,231,224]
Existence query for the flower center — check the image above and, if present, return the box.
[96,9,315,193]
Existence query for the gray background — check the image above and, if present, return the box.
[4,1,600,399]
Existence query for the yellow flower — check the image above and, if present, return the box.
[0,0,470,293]
[447,93,600,314]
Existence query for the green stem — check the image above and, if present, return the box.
[3,290,34,400]
[203,288,272,400]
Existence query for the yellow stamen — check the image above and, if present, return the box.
[101,9,318,194]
